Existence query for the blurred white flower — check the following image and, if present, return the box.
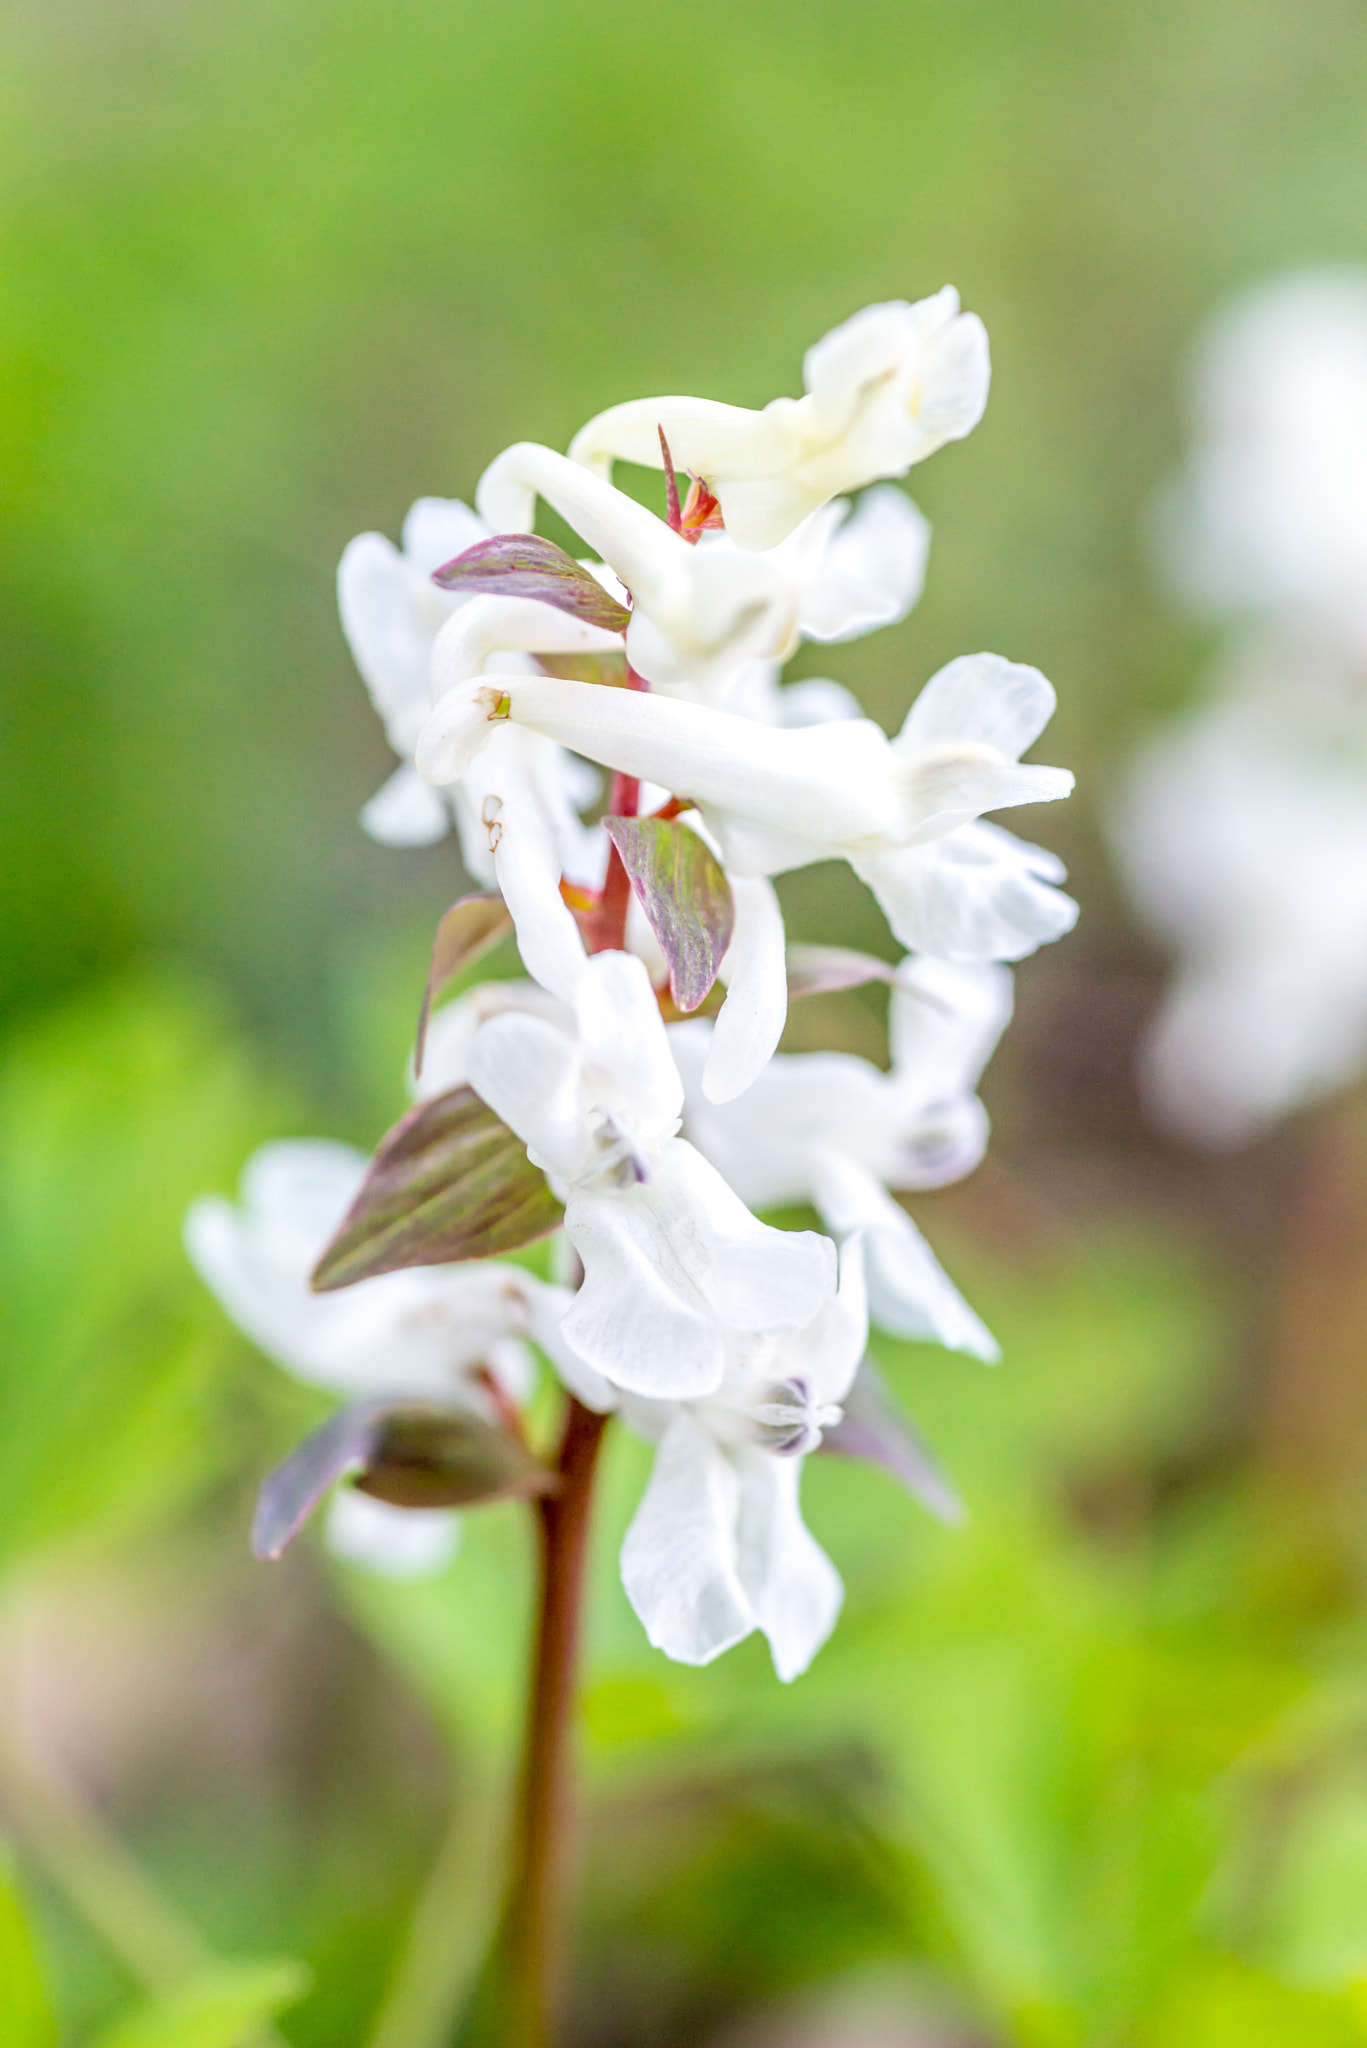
[465,949,836,1400]
[474,444,928,698]
[184,1138,574,1575]
[1116,648,1367,1146]
[1118,269,1367,1145]
[1156,270,1367,655]
[417,651,1075,963]
[612,1237,869,1680]
[568,290,990,550]
[673,956,1007,1359]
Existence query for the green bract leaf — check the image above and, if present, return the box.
[253,1398,556,1558]
[95,1959,309,2048]
[431,533,631,633]
[820,1358,965,1525]
[414,892,513,1078]
[603,815,734,1013]
[310,1086,563,1291]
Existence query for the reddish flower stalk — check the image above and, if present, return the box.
[499,703,644,2043]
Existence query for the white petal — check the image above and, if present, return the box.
[898,653,1058,763]
[569,396,797,489]
[855,820,1078,961]
[668,1139,837,1334]
[476,673,896,848]
[797,486,930,644]
[399,497,488,574]
[337,532,432,729]
[704,876,788,1104]
[768,676,864,725]
[888,957,1014,1102]
[811,1152,998,1361]
[575,950,683,1132]
[431,592,622,696]
[325,1491,461,1578]
[417,980,573,1099]
[360,764,451,847]
[414,677,505,784]
[771,1230,870,1405]
[619,1412,754,1666]
[562,1180,727,1399]
[899,751,1073,844]
[733,1449,843,1681]
[466,1010,587,1181]
[918,310,992,445]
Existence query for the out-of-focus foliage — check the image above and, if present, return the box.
[6,0,1367,2043]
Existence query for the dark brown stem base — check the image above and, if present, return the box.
[500,1397,609,2045]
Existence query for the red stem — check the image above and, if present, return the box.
[502,1397,609,2043]
[498,706,647,2038]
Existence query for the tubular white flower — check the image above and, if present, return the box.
[464,950,836,1399]
[568,291,991,549]
[615,1237,867,1679]
[672,957,1007,1360]
[416,653,1074,961]
[184,1139,579,1576]
[473,443,928,698]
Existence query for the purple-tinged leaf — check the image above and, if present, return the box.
[432,533,631,633]
[310,1085,563,1292]
[253,1399,388,1559]
[603,815,734,1013]
[414,893,514,1078]
[253,1398,556,1559]
[358,1406,557,1510]
[786,946,903,999]
[820,1358,965,1525]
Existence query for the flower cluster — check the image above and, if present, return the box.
[189,291,1077,1678]
[1115,271,1367,1146]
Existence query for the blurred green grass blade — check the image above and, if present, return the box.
[0,1853,58,2048]
[95,1960,309,2048]
[0,975,275,1569]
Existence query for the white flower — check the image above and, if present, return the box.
[417,652,1075,963]
[568,291,991,550]
[338,504,610,933]
[1114,655,1367,1146]
[613,1237,869,1680]
[473,443,929,698]
[338,496,488,846]
[1155,270,1367,655]
[464,950,837,1399]
[184,1139,576,1575]
[671,956,1007,1360]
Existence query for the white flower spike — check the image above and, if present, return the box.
[568,291,990,549]
[464,950,837,1399]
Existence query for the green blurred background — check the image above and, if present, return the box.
[7,1,1367,2042]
